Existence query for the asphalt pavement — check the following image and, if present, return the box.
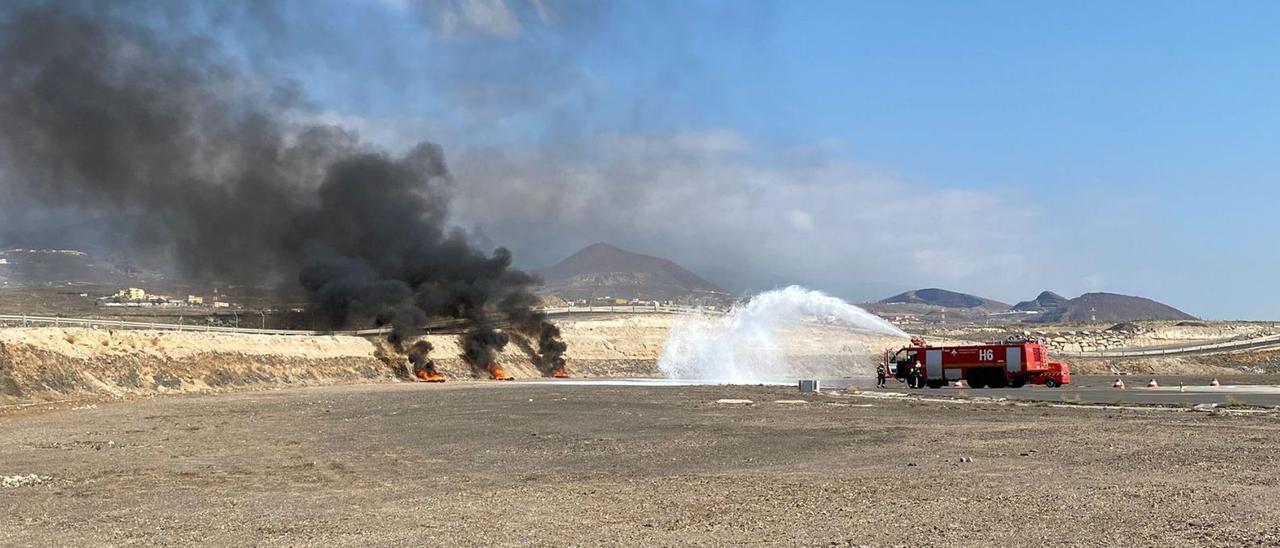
[517,375,1280,408]
[831,375,1280,408]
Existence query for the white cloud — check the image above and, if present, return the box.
[444,129,1048,300]
[409,0,526,39]
[785,209,815,232]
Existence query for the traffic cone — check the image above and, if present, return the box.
[1210,378,1221,387]
[1146,379,1159,388]
[1112,378,1126,389]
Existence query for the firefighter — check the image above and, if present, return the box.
[909,359,923,388]
[876,363,887,388]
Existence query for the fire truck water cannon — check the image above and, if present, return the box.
[884,339,1071,389]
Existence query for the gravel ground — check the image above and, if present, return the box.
[2,382,1279,546]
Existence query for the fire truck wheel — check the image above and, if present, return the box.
[1045,379,1060,388]
[967,377,986,389]
[1008,379,1026,389]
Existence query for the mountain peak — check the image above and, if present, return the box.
[1013,290,1069,311]
[534,243,726,301]
[1025,291,1195,323]
[878,288,1009,310]
[1036,290,1066,301]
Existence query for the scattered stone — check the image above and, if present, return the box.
[2,474,52,488]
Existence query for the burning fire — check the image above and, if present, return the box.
[414,368,445,383]
[406,340,443,382]
[550,357,568,378]
[487,362,514,381]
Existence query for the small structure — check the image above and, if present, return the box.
[798,379,821,393]
[116,287,146,302]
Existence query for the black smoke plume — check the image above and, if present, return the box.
[0,3,560,358]
[536,321,568,373]
[408,340,438,377]
[463,326,510,370]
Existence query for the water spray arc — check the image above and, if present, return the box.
[658,286,908,383]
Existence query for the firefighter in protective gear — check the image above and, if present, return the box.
[876,363,887,388]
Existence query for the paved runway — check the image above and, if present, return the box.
[830,375,1280,408]
[516,375,1280,408]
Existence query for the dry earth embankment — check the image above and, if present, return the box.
[1,316,910,404]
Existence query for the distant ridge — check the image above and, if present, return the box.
[868,287,1195,324]
[0,248,155,286]
[1012,291,1069,312]
[533,243,726,301]
[878,288,1009,310]
[1026,292,1195,323]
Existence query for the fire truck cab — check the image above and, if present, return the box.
[886,338,1070,389]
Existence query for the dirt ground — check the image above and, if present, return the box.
[3,382,1279,546]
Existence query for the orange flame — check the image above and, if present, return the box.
[487,362,513,381]
[551,365,568,379]
[414,369,445,383]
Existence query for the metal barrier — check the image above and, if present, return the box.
[1059,332,1280,358]
[0,305,722,337]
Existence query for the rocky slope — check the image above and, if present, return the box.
[533,243,727,301]
[1,316,908,404]
[878,288,1009,310]
[1027,292,1196,323]
[1012,290,1069,312]
[0,329,393,403]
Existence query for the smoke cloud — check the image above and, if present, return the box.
[537,321,568,372]
[0,2,565,365]
[408,340,438,377]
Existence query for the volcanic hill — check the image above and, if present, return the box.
[867,287,1195,324]
[878,288,1010,311]
[533,243,728,302]
[1025,292,1196,323]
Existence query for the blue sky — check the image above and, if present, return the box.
[208,0,1279,319]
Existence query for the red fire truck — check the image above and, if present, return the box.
[885,337,1070,389]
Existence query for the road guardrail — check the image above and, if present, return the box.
[0,305,722,337]
[1059,332,1280,358]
